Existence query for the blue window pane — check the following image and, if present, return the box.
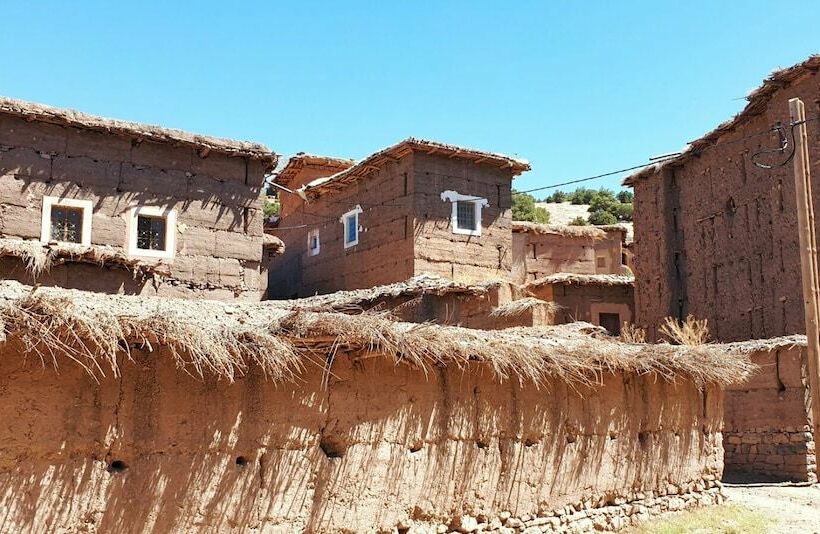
[346,215,357,243]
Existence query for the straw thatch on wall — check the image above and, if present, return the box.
[269,274,501,313]
[0,280,753,387]
[0,96,278,168]
[511,221,628,240]
[275,153,355,187]
[526,273,635,288]
[0,238,171,278]
[489,297,561,318]
[301,138,531,199]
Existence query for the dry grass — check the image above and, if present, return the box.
[632,504,773,534]
[620,323,647,344]
[0,281,754,387]
[660,315,710,346]
[490,297,561,318]
[0,238,168,278]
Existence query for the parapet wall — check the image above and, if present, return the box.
[0,343,725,533]
[722,340,816,482]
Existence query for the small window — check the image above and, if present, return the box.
[456,201,477,232]
[51,206,84,243]
[127,206,176,259]
[596,256,607,269]
[339,205,362,249]
[308,229,321,256]
[40,197,93,246]
[440,190,488,237]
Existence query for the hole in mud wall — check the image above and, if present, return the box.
[566,434,577,444]
[476,439,490,449]
[524,437,539,447]
[409,441,423,453]
[638,431,650,448]
[235,456,248,467]
[319,436,346,459]
[107,460,128,474]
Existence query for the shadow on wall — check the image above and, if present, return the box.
[0,345,721,532]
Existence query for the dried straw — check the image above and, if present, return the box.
[0,281,753,387]
[489,297,561,318]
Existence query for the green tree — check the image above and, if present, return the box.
[588,210,618,225]
[568,216,588,226]
[567,187,597,205]
[512,191,551,223]
[544,190,567,203]
[263,197,280,218]
[616,190,634,203]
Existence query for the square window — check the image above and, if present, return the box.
[41,197,93,246]
[127,206,176,259]
[136,215,167,251]
[596,256,607,269]
[455,201,477,232]
[50,206,84,243]
[599,312,622,336]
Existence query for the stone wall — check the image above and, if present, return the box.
[723,341,816,482]
[0,114,269,300]
[631,70,820,341]
[0,343,725,532]
[512,229,626,284]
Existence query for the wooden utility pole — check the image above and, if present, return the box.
[789,96,820,444]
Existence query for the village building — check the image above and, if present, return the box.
[624,55,820,483]
[0,97,280,301]
[268,138,531,297]
[624,55,820,342]
[0,279,748,532]
[274,153,354,218]
[511,222,630,283]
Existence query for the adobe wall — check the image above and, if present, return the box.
[512,229,625,284]
[529,283,634,330]
[0,344,725,533]
[413,153,515,283]
[632,70,820,341]
[278,164,347,218]
[723,344,816,482]
[269,156,416,298]
[0,114,268,301]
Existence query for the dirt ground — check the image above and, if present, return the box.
[723,482,820,533]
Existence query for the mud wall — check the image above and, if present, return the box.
[512,229,625,284]
[723,344,816,482]
[268,156,416,298]
[529,283,634,332]
[631,70,820,341]
[0,114,268,301]
[0,344,724,533]
[412,153,515,282]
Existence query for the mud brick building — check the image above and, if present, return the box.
[0,97,280,300]
[274,153,354,218]
[269,138,530,297]
[625,55,820,342]
[511,221,629,283]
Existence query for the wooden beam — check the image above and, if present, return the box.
[789,96,820,447]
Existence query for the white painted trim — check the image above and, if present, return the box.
[440,190,488,237]
[340,205,363,249]
[126,206,177,259]
[40,196,93,246]
[307,228,321,256]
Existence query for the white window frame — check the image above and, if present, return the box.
[440,190,488,237]
[40,196,93,246]
[307,228,321,256]
[126,206,177,259]
[339,205,363,249]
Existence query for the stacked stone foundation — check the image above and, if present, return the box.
[724,427,816,482]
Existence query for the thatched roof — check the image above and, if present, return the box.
[511,221,628,240]
[0,96,278,170]
[0,280,752,387]
[301,138,531,199]
[489,297,561,318]
[0,238,170,278]
[624,55,820,186]
[268,274,499,313]
[275,153,355,187]
[714,334,807,354]
[527,273,635,288]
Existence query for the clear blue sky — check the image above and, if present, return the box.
[1,1,818,195]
